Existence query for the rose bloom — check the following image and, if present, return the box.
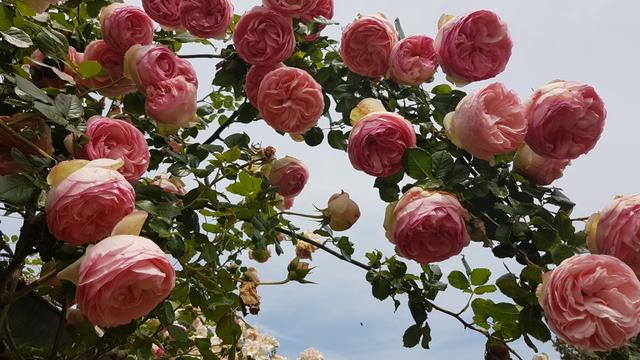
[0,115,53,175]
[100,3,154,54]
[385,187,471,264]
[275,194,295,211]
[300,0,334,41]
[263,0,318,18]
[340,14,398,79]
[525,80,606,160]
[145,76,198,128]
[76,235,175,327]
[82,116,150,181]
[245,63,284,107]
[513,144,570,185]
[298,348,324,360]
[537,254,640,351]
[45,162,136,246]
[151,173,187,196]
[81,40,136,97]
[388,35,438,86]
[586,195,640,275]
[258,67,324,134]
[444,82,527,161]
[142,0,183,30]
[180,0,234,39]
[233,6,296,66]
[325,191,360,231]
[124,45,198,92]
[435,10,512,85]
[268,156,309,197]
[348,112,416,178]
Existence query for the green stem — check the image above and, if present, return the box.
[280,211,325,220]
[257,279,290,286]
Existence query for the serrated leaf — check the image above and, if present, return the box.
[1,27,32,48]
[0,175,38,205]
[447,270,470,290]
[54,94,83,119]
[431,150,454,179]
[403,148,431,180]
[33,102,67,124]
[15,75,53,104]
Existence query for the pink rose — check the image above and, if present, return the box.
[142,0,183,30]
[388,35,438,86]
[525,80,606,160]
[444,82,527,161]
[513,144,570,185]
[340,14,398,79]
[180,0,234,39]
[268,156,309,197]
[81,40,136,97]
[348,112,416,177]
[82,117,150,181]
[0,115,53,175]
[45,162,136,246]
[263,0,318,18]
[300,0,333,41]
[586,195,640,276]
[124,45,198,92]
[100,4,154,54]
[151,173,187,196]
[232,6,296,66]
[275,194,295,211]
[152,344,165,359]
[145,76,198,128]
[257,67,324,134]
[245,63,284,107]
[435,10,512,85]
[385,187,470,264]
[76,235,175,327]
[537,254,640,351]
[324,191,360,231]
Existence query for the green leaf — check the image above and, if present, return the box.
[167,325,190,344]
[519,306,551,342]
[470,268,491,286]
[304,127,324,147]
[136,200,182,218]
[402,324,422,348]
[123,93,146,115]
[328,130,347,150]
[431,151,453,179]
[496,273,529,302]
[447,271,470,290]
[408,299,426,324]
[215,315,241,344]
[420,324,432,349]
[54,94,83,119]
[0,175,37,205]
[371,274,393,300]
[224,133,250,148]
[78,60,103,79]
[403,148,431,180]
[155,301,175,325]
[34,27,69,58]
[15,76,53,104]
[226,171,261,197]
[474,284,497,295]
[1,27,32,48]
[0,6,14,31]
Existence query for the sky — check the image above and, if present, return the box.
[8,1,638,359]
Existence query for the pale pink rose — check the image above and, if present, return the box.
[151,343,165,359]
[525,80,606,160]
[81,40,136,97]
[263,0,318,18]
[435,10,512,85]
[388,35,438,86]
[586,195,640,276]
[232,6,296,66]
[386,187,470,264]
[537,254,640,351]
[268,156,309,197]
[300,0,334,41]
[45,163,136,246]
[325,191,360,231]
[151,173,187,196]
[257,67,324,134]
[180,0,233,38]
[513,144,570,185]
[340,14,398,79]
[348,112,416,177]
[0,115,53,175]
[145,76,198,128]
[245,63,284,107]
[142,0,183,30]
[100,4,154,54]
[76,235,176,327]
[298,348,324,360]
[82,117,150,181]
[124,45,198,92]
[24,0,67,13]
[444,82,527,161]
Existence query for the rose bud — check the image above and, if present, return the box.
[323,191,360,231]
[151,344,165,359]
[388,35,438,86]
[513,144,570,185]
[124,45,198,92]
[435,10,512,86]
[0,115,53,175]
[300,0,334,41]
[145,76,198,130]
[99,4,154,54]
[537,254,640,351]
[299,348,324,360]
[245,63,284,107]
[267,156,309,197]
[142,0,183,30]
[258,67,324,134]
[180,0,234,39]
[349,98,386,126]
[233,6,295,66]
[444,82,527,162]
[525,80,606,160]
[249,248,271,263]
[151,173,187,196]
[80,40,137,97]
[385,187,471,264]
[340,14,398,79]
[287,257,312,282]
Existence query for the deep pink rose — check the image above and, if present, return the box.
[257,67,324,134]
[81,40,136,97]
[537,254,640,351]
[525,80,606,160]
[263,0,318,18]
[268,156,309,197]
[145,76,198,127]
[444,82,527,161]
[435,10,512,85]
[142,0,183,30]
[100,4,154,54]
[300,0,333,41]
[513,144,570,185]
[232,6,296,66]
[388,35,438,86]
[385,187,470,264]
[180,0,233,38]
[245,63,284,106]
[76,235,175,327]
[587,195,640,276]
[124,45,198,93]
[340,14,398,79]
[45,163,136,246]
[82,117,150,181]
[348,112,416,177]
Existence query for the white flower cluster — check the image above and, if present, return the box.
[240,323,285,360]
[298,348,324,360]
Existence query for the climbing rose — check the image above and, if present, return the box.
[513,144,570,185]
[124,45,197,92]
[340,14,398,79]
[388,35,438,86]
[268,156,309,197]
[233,6,295,66]
[99,3,154,54]
[141,0,183,30]
[180,0,234,39]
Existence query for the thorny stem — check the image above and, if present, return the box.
[0,120,56,162]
